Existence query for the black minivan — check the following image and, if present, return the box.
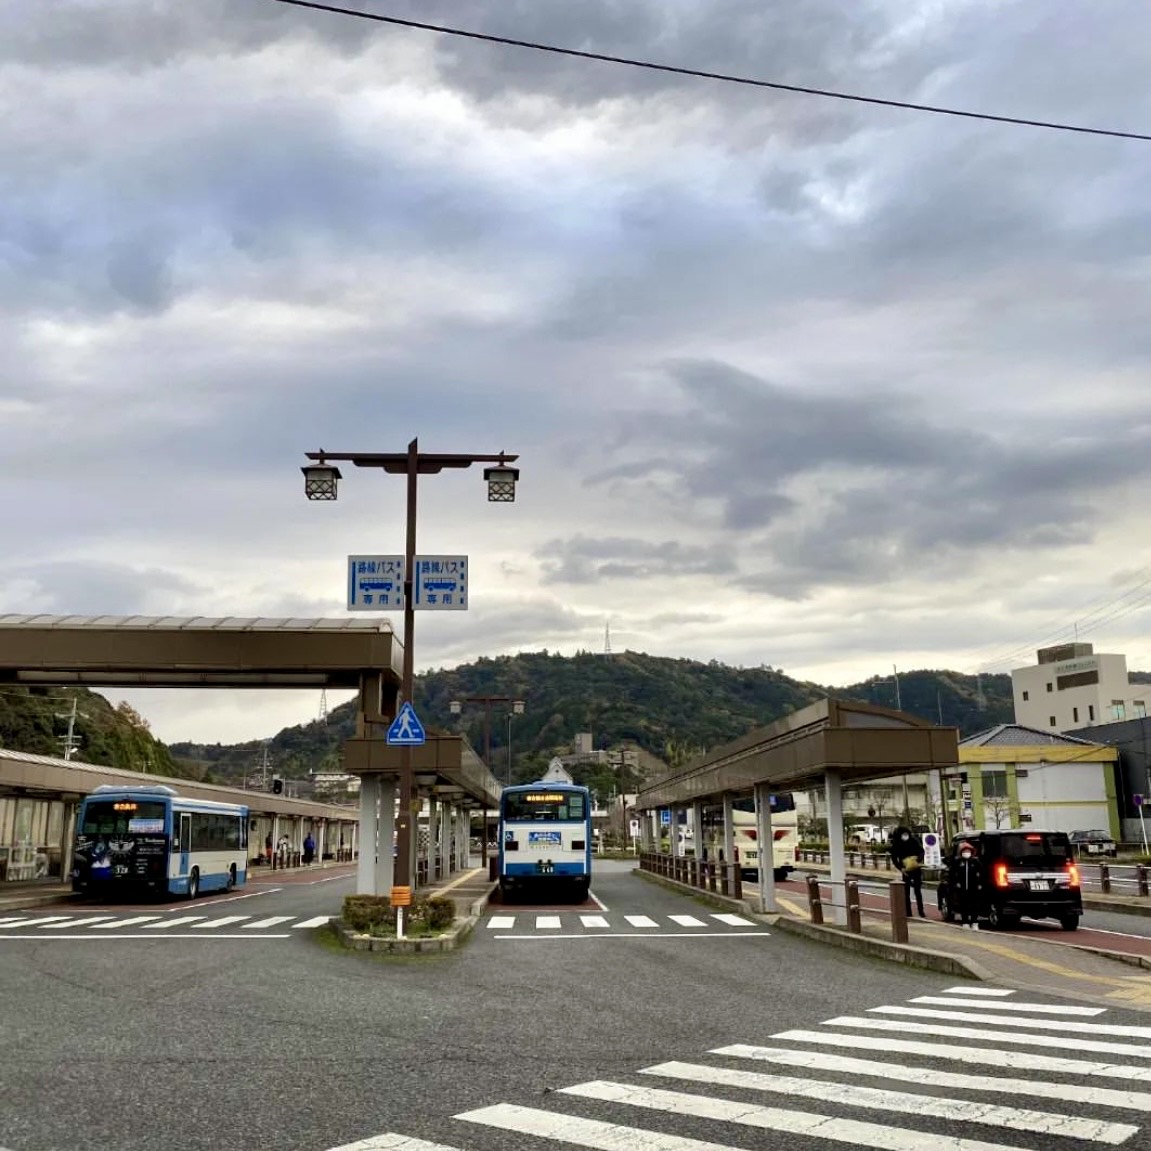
[937,830,1082,931]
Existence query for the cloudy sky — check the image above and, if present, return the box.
[5,0,1151,744]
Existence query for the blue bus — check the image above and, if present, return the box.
[72,785,249,900]
[498,781,592,900]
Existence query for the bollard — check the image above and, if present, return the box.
[488,856,498,882]
[806,874,824,925]
[890,879,908,943]
[1101,862,1111,894]
[1139,864,1149,898]
[845,878,862,934]
[719,864,729,897]
[708,860,718,893]
[731,864,742,901]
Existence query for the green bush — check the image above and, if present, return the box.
[342,894,456,936]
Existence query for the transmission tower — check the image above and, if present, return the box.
[318,687,329,724]
[603,619,612,656]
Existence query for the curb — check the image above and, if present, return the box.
[771,915,994,980]
[634,866,761,918]
[0,891,77,912]
[331,885,497,955]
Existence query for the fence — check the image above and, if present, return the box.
[638,851,743,901]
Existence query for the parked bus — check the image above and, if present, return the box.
[701,792,797,882]
[498,781,592,900]
[72,784,249,900]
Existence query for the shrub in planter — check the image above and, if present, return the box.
[341,893,456,936]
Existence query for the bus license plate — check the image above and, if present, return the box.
[537,862,554,874]
[1028,879,1050,891]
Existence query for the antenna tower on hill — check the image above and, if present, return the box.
[318,688,329,724]
[603,619,612,656]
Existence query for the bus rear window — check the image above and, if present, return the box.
[81,801,166,836]
[503,793,586,821]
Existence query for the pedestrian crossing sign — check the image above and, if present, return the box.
[386,702,426,746]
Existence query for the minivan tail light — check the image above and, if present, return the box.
[993,862,1010,888]
[1067,863,1080,888]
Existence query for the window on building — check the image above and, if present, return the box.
[1089,704,1096,722]
[1046,682,1053,693]
[1112,701,1126,721]
[1049,716,1057,727]
[1073,707,1079,723]
[982,770,1009,798]
[1022,691,1030,701]
[1136,701,1148,719]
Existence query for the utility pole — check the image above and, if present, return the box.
[56,697,82,761]
[892,664,902,711]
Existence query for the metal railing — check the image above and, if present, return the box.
[638,851,743,901]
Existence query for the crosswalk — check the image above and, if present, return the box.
[324,986,1151,1150]
[0,912,331,937]
[484,911,764,937]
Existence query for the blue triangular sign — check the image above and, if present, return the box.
[387,701,426,746]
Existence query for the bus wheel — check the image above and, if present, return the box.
[226,865,236,892]
[187,869,199,900]
[773,869,788,883]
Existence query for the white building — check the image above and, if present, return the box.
[1011,643,1148,733]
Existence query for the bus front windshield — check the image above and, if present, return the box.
[502,791,587,822]
[80,801,166,836]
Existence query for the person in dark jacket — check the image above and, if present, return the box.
[890,826,926,917]
[952,841,983,930]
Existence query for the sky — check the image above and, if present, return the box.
[4,0,1151,745]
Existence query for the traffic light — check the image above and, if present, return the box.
[272,777,284,795]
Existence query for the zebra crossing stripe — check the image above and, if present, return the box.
[149,917,205,929]
[293,916,332,929]
[0,917,35,927]
[536,916,562,930]
[457,1101,762,1151]
[640,1059,1139,1140]
[827,1015,1151,1059]
[872,1005,1151,1040]
[711,913,753,926]
[580,915,610,928]
[554,1081,1035,1151]
[669,915,706,927]
[191,916,251,929]
[713,1043,1151,1113]
[90,916,161,929]
[487,916,515,930]
[37,916,115,929]
[623,915,658,928]
[7,916,72,928]
[243,917,295,929]
[327,1133,465,1150]
[766,1030,1151,1082]
[940,987,1016,996]
[909,995,1105,1016]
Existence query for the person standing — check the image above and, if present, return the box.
[264,834,273,866]
[890,826,926,918]
[952,841,983,929]
[303,833,316,866]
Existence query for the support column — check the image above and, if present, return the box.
[825,768,847,926]
[356,775,380,895]
[721,793,735,868]
[439,802,452,878]
[457,808,468,869]
[374,777,396,896]
[691,799,704,863]
[754,782,777,913]
[427,796,439,880]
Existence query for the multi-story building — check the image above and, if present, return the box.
[1011,643,1148,732]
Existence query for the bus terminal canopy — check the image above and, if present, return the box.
[0,614,403,688]
[637,697,959,811]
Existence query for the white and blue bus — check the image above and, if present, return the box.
[72,785,249,900]
[498,781,592,900]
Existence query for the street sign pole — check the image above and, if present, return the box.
[1137,793,1148,854]
[394,438,419,904]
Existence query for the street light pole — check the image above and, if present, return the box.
[302,438,520,896]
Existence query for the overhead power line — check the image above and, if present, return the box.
[271,0,1151,143]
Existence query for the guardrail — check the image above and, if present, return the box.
[804,871,908,942]
[638,851,743,901]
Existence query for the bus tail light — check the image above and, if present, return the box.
[993,862,1010,888]
[773,829,789,841]
[744,829,757,841]
[1067,863,1080,888]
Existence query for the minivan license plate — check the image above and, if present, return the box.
[1028,879,1050,891]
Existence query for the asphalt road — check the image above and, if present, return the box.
[6,861,1151,1151]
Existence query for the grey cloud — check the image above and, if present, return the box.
[536,534,737,585]
[0,562,200,617]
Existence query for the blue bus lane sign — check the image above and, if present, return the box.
[387,702,426,746]
[347,555,406,611]
[413,555,467,610]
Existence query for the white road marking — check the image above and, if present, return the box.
[623,915,658,928]
[642,1061,1138,1143]
[36,916,115,929]
[940,987,1015,996]
[579,915,610,928]
[588,890,608,911]
[1,934,292,940]
[828,1015,1151,1059]
[243,917,295,929]
[89,916,161,929]
[872,1004,1151,1039]
[496,932,772,941]
[713,1044,1151,1113]
[668,915,706,927]
[293,916,332,929]
[536,915,562,929]
[711,913,754,926]
[327,1135,464,1151]
[486,916,515,930]
[559,1081,1047,1151]
[191,916,251,929]
[908,995,1104,1016]
[148,917,205,929]
[0,917,34,927]
[3,916,72,928]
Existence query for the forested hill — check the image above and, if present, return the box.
[167,652,1016,788]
